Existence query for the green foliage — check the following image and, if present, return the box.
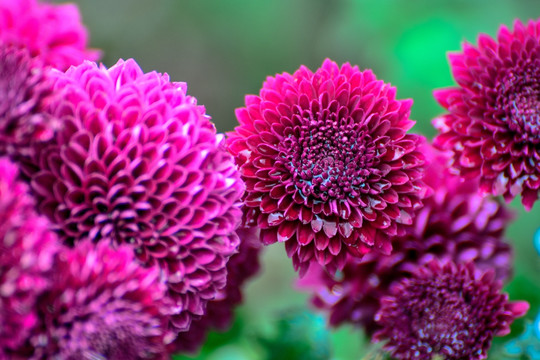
[257,309,331,360]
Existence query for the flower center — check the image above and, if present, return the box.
[281,110,375,200]
[497,64,540,141]
[411,296,473,357]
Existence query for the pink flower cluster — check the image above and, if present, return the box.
[0,0,536,359]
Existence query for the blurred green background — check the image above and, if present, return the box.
[58,0,540,358]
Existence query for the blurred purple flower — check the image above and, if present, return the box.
[433,19,540,210]
[374,260,529,360]
[170,227,261,353]
[0,158,58,356]
[28,59,245,333]
[228,58,427,276]
[0,46,58,160]
[24,240,170,360]
[299,145,513,335]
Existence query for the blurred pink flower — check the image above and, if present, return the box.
[0,0,99,70]
[26,241,170,360]
[0,158,58,356]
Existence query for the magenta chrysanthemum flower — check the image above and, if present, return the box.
[22,240,170,360]
[299,145,513,335]
[373,260,529,360]
[0,45,58,160]
[170,227,261,353]
[0,0,99,70]
[228,58,427,275]
[433,18,540,210]
[28,59,245,333]
[0,158,58,355]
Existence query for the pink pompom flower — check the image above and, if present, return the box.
[28,59,245,333]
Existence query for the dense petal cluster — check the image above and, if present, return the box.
[171,227,262,353]
[433,18,540,210]
[0,0,99,70]
[299,145,513,335]
[0,158,58,355]
[0,45,58,160]
[373,261,529,360]
[22,241,170,360]
[28,59,245,332]
[228,58,427,275]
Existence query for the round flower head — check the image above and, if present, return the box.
[373,260,529,360]
[0,0,99,70]
[0,158,58,354]
[228,58,427,275]
[433,18,540,210]
[28,59,245,332]
[299,145,513,335]
[170,227,261,353]
[24,240,170,360]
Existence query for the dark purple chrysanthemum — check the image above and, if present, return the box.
[299,145,513,335]
[433,18,540,210]
[228,58,427,275]
[373,260,528,360]
[22,240,170,360]
[0,0,99,71]
[170,227,261,353]
[0,158,58,355]
[28,59,245,333]
[0,45,58,160]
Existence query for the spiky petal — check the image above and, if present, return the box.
[170,227,261,353]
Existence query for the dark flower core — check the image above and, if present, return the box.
[403,282,475,356]
[497,65,540,139]
[283,114,373,201]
